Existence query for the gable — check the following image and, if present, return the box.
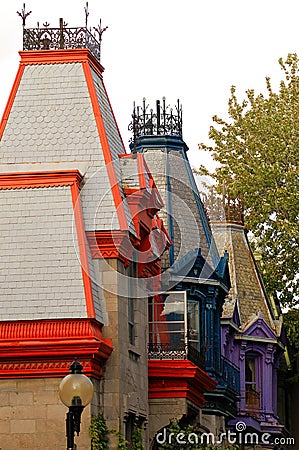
[243,314,277,340]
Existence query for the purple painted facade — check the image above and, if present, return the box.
[212,222,288,441]
[223,309,284,435]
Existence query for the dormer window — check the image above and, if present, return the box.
[245,355,261,417]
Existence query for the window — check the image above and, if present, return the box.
[245,357,256,390]
[125,413,145,450]
[245,355,261,415]
[125,413,135,449]
[128,296,134,345]
[148,291,186,348]
[148,291,199,350]
[128,262,137,345]
[187,299,199,350]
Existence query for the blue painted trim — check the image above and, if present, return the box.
[132,135,188,153]
[166,151,175,265]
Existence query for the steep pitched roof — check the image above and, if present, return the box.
[0,49,135,236]
[133,135,221,274]
[212,222,280,335]
[0,48,141,325]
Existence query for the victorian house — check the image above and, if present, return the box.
[129,99,240,444]
[207,200,290,447]
[0,8,234,449]
[0,9,167,449]
[0,6,290,450]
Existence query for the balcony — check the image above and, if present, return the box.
[148,292,205,369]
[221,355,240,394]
[240,386,261,419]
[148,342,205,370]
[203,356,240,418]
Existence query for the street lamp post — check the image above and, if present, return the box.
[59,359,94,450]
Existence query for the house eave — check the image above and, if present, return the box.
[221,318,240,331]
[168,276,229,294]
[235,334,284,349]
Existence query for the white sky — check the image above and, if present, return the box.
[0,0,297,170]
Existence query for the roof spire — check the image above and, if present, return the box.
[84,2,89,28]
[93,18,108,58]
[17,3,32,28]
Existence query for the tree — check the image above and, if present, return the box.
[200,53,299,308]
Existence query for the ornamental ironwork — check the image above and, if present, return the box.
[129,97,183,144]
[221,355,240,394]
[147,342,205,369]
[17,3,107,63]
[201,190,244,225]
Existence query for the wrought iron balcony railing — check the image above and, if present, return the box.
[240,387,261,418]
[147,342,205,370]
[220,355,240,394]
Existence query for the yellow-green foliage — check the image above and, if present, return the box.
[200,53,299,308]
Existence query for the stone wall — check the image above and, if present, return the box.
[0,377,92,450]
[99,258,149,448]
[148,397,187,447]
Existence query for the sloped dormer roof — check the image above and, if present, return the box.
[212,222,280,335]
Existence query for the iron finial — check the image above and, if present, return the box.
[93,18,108,42]
[17,3,32,28]
[84,2,89,28]
[93,18,108,62]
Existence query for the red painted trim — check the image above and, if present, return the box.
[137,153,147,189]
[139,259,162,278]
[0,360,101,379]
[82,60,128,231]
[87,228,165,277]
[0,318,103,340]
[0,64,25,140]
[70,182,96,318]
[148,360,217,408]
[19,49,104,73]
[0,319,113,379]
[0,170,82,190]
[86,230,137,266]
